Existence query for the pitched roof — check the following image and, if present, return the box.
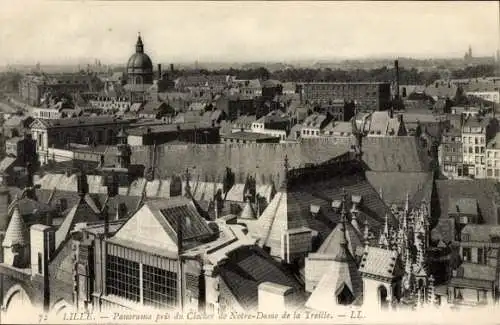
[361,136,431,172]
[447,198,478,215]
[359,246,403,280]
[461,224,500,242]
[55,194,101,248]
[365,171,433,207]
[305,237,363,311]
[436,179,499,224]
[252,173,396,257]
[132,142,351,186]
[317,222,364,258]
[456,262,496,282]
[218,245,304,311]
[240,201,256,220]
[2,206,28,247]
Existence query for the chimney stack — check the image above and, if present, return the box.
[394,60,400,100]
[158,64,162,80]
[170,63,174,73]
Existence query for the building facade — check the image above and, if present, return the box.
[30,116,131,165]
[439,128,464,179]
[301,82,392,112]
[461,117,499,178]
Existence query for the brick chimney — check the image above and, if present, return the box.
[158,64,162,80]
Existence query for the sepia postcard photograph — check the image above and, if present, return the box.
[0,0,499,323]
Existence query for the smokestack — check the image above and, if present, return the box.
[394,60,400,100]
[158,64,162,80]
[170,63,174,73]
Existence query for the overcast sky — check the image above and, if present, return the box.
[0,1,498,65]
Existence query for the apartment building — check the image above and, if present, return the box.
[486,132,500,180]
[461,117,498,178]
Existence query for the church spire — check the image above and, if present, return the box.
[136,32,144,53]
[280,155,289,190]
[378,213,390,249]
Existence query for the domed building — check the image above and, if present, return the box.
[126,34,153,86]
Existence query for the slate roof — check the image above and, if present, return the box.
[359,246,403,280]
[131,142,351,186]
[218,245,304,311]
[252,173,396,257]
[436,179,499,224]
[317,221,364,258]
[447,198,478,216]
[31,116,129,129]
[146,197,214,242]
[305,227,363,311]
[361,136,431,172]
[368,111,402,136]
[365,171,433,207]
[55,194,102,248]
[2,206,28,247]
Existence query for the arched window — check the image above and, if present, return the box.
[135,76,143,85]
[378,285,388,309]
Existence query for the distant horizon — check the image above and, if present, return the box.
[1,1,498,66]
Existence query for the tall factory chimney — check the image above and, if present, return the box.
[394,60,400,100]
[158,64,162,80]
[170,63,174,72]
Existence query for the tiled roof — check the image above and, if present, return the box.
[2,206,28,247]
[436,179,499,224]
[361,136,431,172]
[359,246,403,279]
[365,171,433,207]
[368,111,401,135]
[218,245,304,311]
[222,131,280,141]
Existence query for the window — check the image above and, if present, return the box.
[106,255,141,302]
[143,264,177,309]
[477,290,488,303]
[477,248,485,264]
[462,247,472,262]
[38,253,43,274]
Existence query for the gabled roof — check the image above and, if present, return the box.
[218,245,304,311]
[111,197,214,253]
[431,218,455,244]
[361,136,431,172]
[317,221,364,258]
[55,194,101,248]
[2,206,28,247]
[305,223,363,311]
[240,201,256,220]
